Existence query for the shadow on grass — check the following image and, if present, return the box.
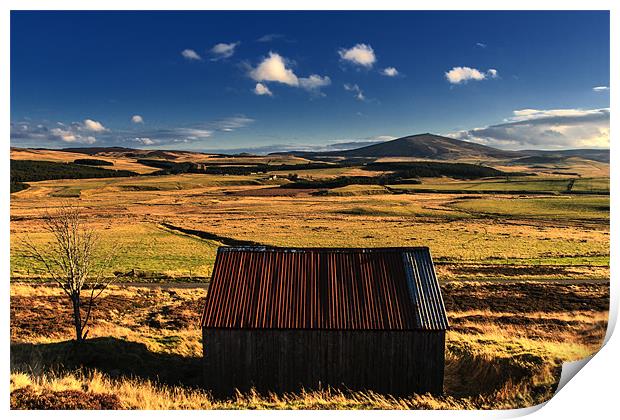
[10,337,203,388]
[10,336,563,405]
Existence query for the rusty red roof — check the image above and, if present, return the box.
[201,247,448,331]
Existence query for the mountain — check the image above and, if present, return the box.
[275,134,610,164]
[278,133,522,160]
[15,134,608,164]
[340,133,521,159]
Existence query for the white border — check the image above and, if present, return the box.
[2,1,616,419]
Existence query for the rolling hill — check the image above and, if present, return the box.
[278,133,521,160]
[336,133,521,159]
[516,149,610,163]
[275,133,609,164]
[12,133,610,168]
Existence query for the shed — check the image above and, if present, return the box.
[201,246,449,396]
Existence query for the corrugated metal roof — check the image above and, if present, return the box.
[201,247,448,331]
[402,250,449,330]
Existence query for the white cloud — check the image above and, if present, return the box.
[49,128,96,144]
[11,115,255,147]
[476,42,487,48]
[338,44,376,68]
[254,83,273,96]
[249,53,330,95]
[257,34,284,43]
[445,67,485,84]
[381,67,399,77]
[12,119,104,145]
[11,122,50,142]
[299,74,331,91]
[249,52,299,86]
[371,135,397,141]
[211,116,255,132]
[344,83,365,101]
[129,117,253,144]
[184,128,214,138]
[131,115,144,124]
[445,67,499,84]
[134,137,155,145]
[181,49,201,60]
[450,108,609,149]
[50,128,77,142]
[210,42,240,60]
[509,108,601,121]
[82,119,107,132]
[53,118,105,141]
[593,86,609,92]
[199,138,398,155]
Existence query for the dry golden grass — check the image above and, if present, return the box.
[370,156,609,178]
[10,148,159,174]
[9,152,610,409]
[11,370,481,410]
[11,221,219,278]
[182,155,311,165]
[11,174,609,280]
[10,167,609,275]
[10,282,608,409]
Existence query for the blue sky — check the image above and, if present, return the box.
[10,11,610,152]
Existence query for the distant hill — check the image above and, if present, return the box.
[339,133,521,159]
[517,149,609,163]
[61,146,138,155]
[274,134,610,164]
[13,137,609,165]
[509,156,568,165]
[10,159,138,193]
[59,146,219,160]
[277,133,522,160]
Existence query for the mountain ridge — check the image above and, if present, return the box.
[10,133,610,163]
[271,133,609,163]
[273,133,520,160]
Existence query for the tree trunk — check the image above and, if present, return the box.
[71,294,83,341]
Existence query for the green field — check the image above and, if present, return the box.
[450,195,609,221]
[10,165,610,282]
[326,184,391,196]
[11,223,219,279]
[9,150,610,410]
[390,177,609,194]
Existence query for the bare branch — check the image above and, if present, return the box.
[18,202,118,342]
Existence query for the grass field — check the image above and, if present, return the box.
[449,195,609,221]
[10,282,608,409]
[326,184,391,196]
[11,172,609,280]
[11,222,219,279]
[9,151,610,409]
[389,177,609,194]
[10,148,159,174]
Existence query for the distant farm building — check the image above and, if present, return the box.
[201,246,449,396]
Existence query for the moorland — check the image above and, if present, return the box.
[9,133,610,409]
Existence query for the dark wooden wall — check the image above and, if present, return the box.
[203,328,445,397]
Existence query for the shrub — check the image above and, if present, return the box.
[10,180,29,193]
[11,386,122,410]
[73,158,114,166]
[362,161,529,179]
[11,160,137,183]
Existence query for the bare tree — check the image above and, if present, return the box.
[20,204,115,342]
